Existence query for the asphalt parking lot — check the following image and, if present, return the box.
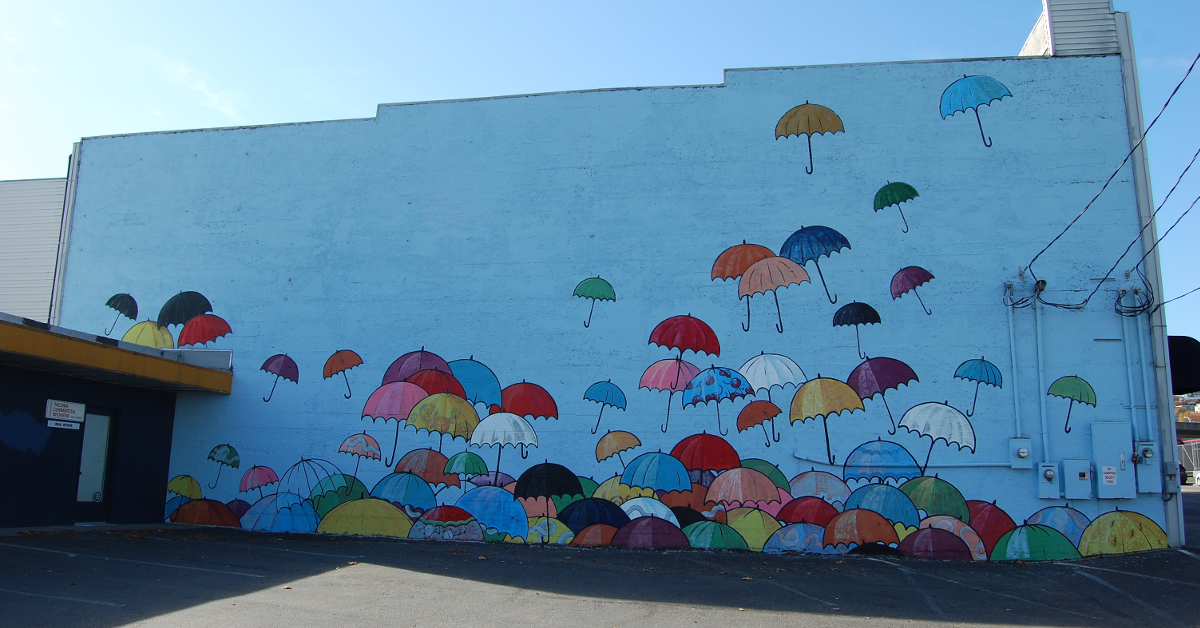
[2,489,1199,628]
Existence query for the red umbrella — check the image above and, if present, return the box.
[382,348,451,385]
[178,314,232,347]
[898,527,972,560]
[640,358,701,433]
[847,357,919,435]
[501,382,558,420]
[323,349,364,399]
[711,241,774,281]
[170,499,241,528]
[670,433,740,474]
[737,400,784,447]
[406,369,466,397]
[776,496,838,527]
[966,500,1017,555]
[395,448,459,489]
[649,315,720,358]
[890,266,935,315]
[239,465,279,498]
[260,354,299,403]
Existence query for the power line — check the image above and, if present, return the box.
[1156,285,1200,312]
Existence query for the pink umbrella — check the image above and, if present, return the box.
[362,382,429,466]
[381,347,451,385]
[890,266,935,315]
[260,354,299,402]
[239,465,279,498]
[338,432,382,477]
[847,357,919,435]
[639,358,701,433]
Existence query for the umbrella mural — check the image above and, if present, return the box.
[362,381,429,466]
[621,452,691,494]
[712,240,775,328]
[122,321,174,348]
[738,400,784,446]
[578,476,600,498]
[873,181,920,233]
[1027,506,1090,547]
[777,496,838,527]
[765,523,841,554]
[899,528,972,560]
[317,498,413,538]
[954,357,1003,417]
[277,458,342,499]
[832,302,881,359]
[526,517,576,545]
[990,524,1080,561]
[726,507,783,552]
[557,497,632,534]
[371,472,437,513]
[671,506,708,530]
[899,476,969,522]
[671,433,740,482]
[740,459,789,492]
[167,475,202,500]
[845,483,920,528]
[1078,510,1168,556]
[170,498,241,528]
[571,524,619,547]
[649,314,721,358]
[407,369,467,398]
[682,366,754,436]
[621,497,680,526]
[470,471,516,488]
[260,354,299,403]
[740,352,807,404]
[469,412,538,477]
[1047,375,1096,433]
[890,266,935,316]
[612,516,689,549]
[405,392,480,451]
[940,74,1012,147]
[739,256,810,332]
[448,357,503,408]
[103,293,137,335]
[501,382,558,420]
[640,358,701,433]
[707,468,784,510]
[789,470,851,508]
[791,376,865,464]
[444,451,489,480]
[775,101,844,174]
[166,495,191,522]
[410,505,486,542]
[382,348,452,385]
[583,380,626,434]
[206,444,239,489]
[323,349,363,399]
[338,432,381,477]
[239,465,279,499]
[780,225,850,304]
[515,463,584,538]
[593,474,655,506]
[395,448,459,489]
[684,520,749,550]
[847,357,918,435]
[309,474,369,518]
[157,291,212,327]
[596,430,640,469]
[966,500,1017,555]
[240,492,320,533]
[899,402,976,473]
[455,486,528,542]
[842,440,923,485]
[824,509,900,551]
[919,515,988,561]
[573,276,616,328]
[178,314,232,347]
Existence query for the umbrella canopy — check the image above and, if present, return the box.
[323,349,364,399]
[317,498,413,538]
[557,497,632,534]
[470,412,538,477]
[574,276,616,328]
[240,492,320,533]
[739,459,789,491]
[501,382,558,420]
[455,486,528,541]
[707,468,783,509]
[382,348,452,386]
[899,402,976,472]
[339,433,382,461]
[362,381,429,465]
[515,463,583,501]
[406,369,467,398]
[671,506,707,529]
[955,357,1003,417]
[260,354,299,402]
[278,458,341,498]
[765,523,842,554]
[395,448,458,488]
[620,497,680,526]
[596,430,641,464]
[899,476,969,522]
[207,444,239,468]
[157,291,212,327]
[224,499,248,521]
[444,451,488,477]
[612,516,689,549]
[789,470,851,508]
[737,401,784,446]
[832,302,881,359]
[166,476,201,501]
[874,182,920,233]
[239,466,278,495]
[712,241,774,282]
[940,74,1012,147]
[890,266,935,315]
[170,498,241,528]
[371,472,437,512]
[738,256,810,332]
[845,484,920,528]
[406,392,480,450]
[899,528,972,560]
[990,524,1080,561]
[779,225,850,303]
[410,505,486,542]
[649,315,720,357]
[163,495,190,521]
[824,509,899,550]
[1078,510,1169,556]
[670,433,740,476]
[584,380,627,434]
[775,101,844,174]
[571,523,620,547]
[776,496,838,527]
[726,507,782,551]
[641,358,702,432]
[309,474,370,518]
[1048,375,1096,433]
[122,321,174,349]
[682,366,754,436]
[740,352,807,404]
[178,314,232,347]
[847,357,918,435]
[448,357,503,408]
[104,293,137,334]
[621,452,690,493]
[470,471,516,488]
[919,515,988,561]
[790,377,864,464]
[525,517,576,545]
[578,476,599,498]
[966,500,1017,555]
[843,440,922,485]
[1026,506,1090,548]
[683,520,749,550]
[593,475,655,506]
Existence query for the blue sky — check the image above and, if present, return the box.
[2,1,1198,338]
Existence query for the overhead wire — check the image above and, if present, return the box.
[1155,285,1200,313]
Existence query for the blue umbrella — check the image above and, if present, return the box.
[455,486,529,541]
[621,452,691,493]
[682,366,754,435]
[765,523,842,554]
[556,497,632,534]
[447,357,503,408]
[583,380,627,434]
[780,226,851,303]
[954,357,1003,417]
[845,483,920,528]
[370,472,437,512]
[1026,506,1090,547]
[164,494,190,521]
[239,492,320,533]
[843,439,922,484]
[940,75,1012,147]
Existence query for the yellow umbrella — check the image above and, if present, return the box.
[593,474,654,506]
[1078,510,1168,556]
[595,430,641,468]
[316,498,412,538]
[726,507,782,552]
[775,101,845,175]
[790,376,864,464]
[121,320,174,348]
[166,475,202,500]
[405,393,479,452]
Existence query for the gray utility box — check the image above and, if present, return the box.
[1136,441,1162,493]
[1092,422,1136,499]
[1038,462,1060,499]
[1062,459,1092,499]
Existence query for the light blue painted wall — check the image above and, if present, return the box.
[61,54,1167,538]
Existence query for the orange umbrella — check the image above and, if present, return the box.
[737,400,784,447]
[739,257,810,333]
[790,376,864,464]
[595,431,641,468]
[170,498,241,528]
[712,241,775,332]
[570,523,619,547]
[394,448,459,489]
[323,349,364,399]
[824,509,899,550]
[707,468,783,509]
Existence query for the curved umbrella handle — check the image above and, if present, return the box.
[915,289,932,316]
[660,393,673,433]
[761,422,772,448]
[897,207,910,234]
[263,375,280,403]
[584,299,596,328]
[591,406,604,434]
[520,444,530,459]
[208,464,223,489]
[104,312,121,336]
[772,419,781,442]
[717,405,728,436]
[1064,400,1074,434]
[805,134,814,175]
[974,108,993,148]
[343,371,353,399]
[773,291,784,334]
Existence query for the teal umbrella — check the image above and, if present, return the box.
[207,444,240,489]
[573,277,616,328]
[954,357,1002,417]
[873,182,919,233]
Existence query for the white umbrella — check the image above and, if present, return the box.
[740,352,808,403]
[620,497,680,526]
[469,412,538,477]
[898,402,976,473]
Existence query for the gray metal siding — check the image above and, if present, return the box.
[0,178,67,321]
[1047,0,1120,56]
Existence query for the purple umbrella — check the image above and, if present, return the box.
[470,471,517,488]
[847,357,919,435]
[261,354,299,402]
[381,347,452,385]
[890,266,935,315]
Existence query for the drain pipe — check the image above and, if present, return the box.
[1034,296,1051,463]
[1120,300,1141,440]
[1006,286,1023,437]
[1134,301,1156,444]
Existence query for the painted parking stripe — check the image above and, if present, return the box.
[0,542,264,578]
[146,535,365,559]
[1062,562,1200,586]
[0,586,124,607]
[1069,569,1184,628]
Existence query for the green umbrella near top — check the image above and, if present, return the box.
[873,182,919,233]
[573,277,616,328]
[207,444,240,489]
[1048,376,1096,434]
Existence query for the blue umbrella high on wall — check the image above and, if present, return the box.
[780,226,851,304]
[954,357,1002,417]
[584,380,627,434]
[682,366,755,436]
[940,75,1012,147]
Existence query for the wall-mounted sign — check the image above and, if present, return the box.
[48,420,82,430]
[46,399,85,422]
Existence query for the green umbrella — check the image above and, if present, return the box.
[207,444,240,489]
[873,181,919,233]
[740,459,789,492]
[990,524,1081,561]
[899,476,969,522]
[577,476,599,498]
[444,451,489,478]
[1047,376,1096,434]
[683,520,749,550]
[309,474,370,518]
[573,277,616,328]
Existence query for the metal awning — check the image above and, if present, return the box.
[1170,335,1200,396]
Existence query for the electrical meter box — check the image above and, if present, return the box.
[1135,441,1162,493]
[1009,438,1033,469]
[1092,422,1136,499]
[1062,459,1092,499]
[1038,462,1060,499]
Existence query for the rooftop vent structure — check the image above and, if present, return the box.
[1020,0,1120,57]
